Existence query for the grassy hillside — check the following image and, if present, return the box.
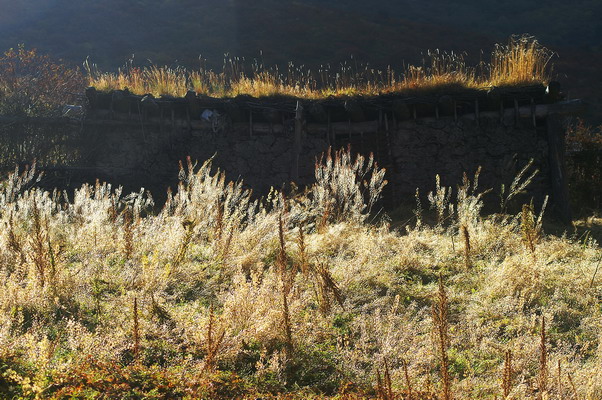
[0,150,601,399]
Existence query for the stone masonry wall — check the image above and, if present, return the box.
[387,115,549,202]
[77,112,549,207]
[83,122,329,199]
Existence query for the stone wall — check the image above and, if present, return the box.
[74,111,550,209]
[82,120,330,199]
[0,98,567,217]
[386,115,549,202]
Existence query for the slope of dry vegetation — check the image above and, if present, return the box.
[0,147,601,399]
[0,45,85,117]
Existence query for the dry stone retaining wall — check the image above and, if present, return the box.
[0,86,576,221]
[78,112,550,209]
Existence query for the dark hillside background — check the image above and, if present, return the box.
[0,0,600,119]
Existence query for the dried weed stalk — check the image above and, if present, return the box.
[461,225,471,269]
[502,349,513,398]
[376,358,395,400]
[122,208,134,261]
[204,303,226,372]
[538,316,548,398]
[432,275,451,400]
[277,213,294,355]
[133,297,140,364]
[402,358,413,400]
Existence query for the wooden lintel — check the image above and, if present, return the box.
[4,100,583,134]
[460,100,586,121]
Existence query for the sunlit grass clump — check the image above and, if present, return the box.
[0,145,601,399]
[86,35,554,99]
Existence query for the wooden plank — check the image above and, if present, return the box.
[3,99,583,131]
[0,116,81,126]
[459,100,585,121]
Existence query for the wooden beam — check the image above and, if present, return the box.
[460,100,586,121]
[531,98,536,128]
[453,101,458,122]
[547,113,572,225]
[327,110,332,145]
[249,111,253,137]
[292,101,304,182]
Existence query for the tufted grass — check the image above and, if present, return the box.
[0,146,600,398]
[86,35,554,99]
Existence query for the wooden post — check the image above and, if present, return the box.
[384,112,389,132]
[171,108,175,132]
[531,98,536,128]
[547,113,572,225]
[292,101,304,182]
[375,126,380,164]
[170,107,175,146]
[327,110,332,145]
[348,119,352,142]
[186,107,192,135]
[360,131,364,154]
[249,110,253,137]
[384,114,395,203]
[159,107,164,135]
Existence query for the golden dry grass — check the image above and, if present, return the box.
[0,148,601,399]
[86,35,554,99]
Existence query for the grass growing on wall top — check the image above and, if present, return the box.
[86,35,554,99]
